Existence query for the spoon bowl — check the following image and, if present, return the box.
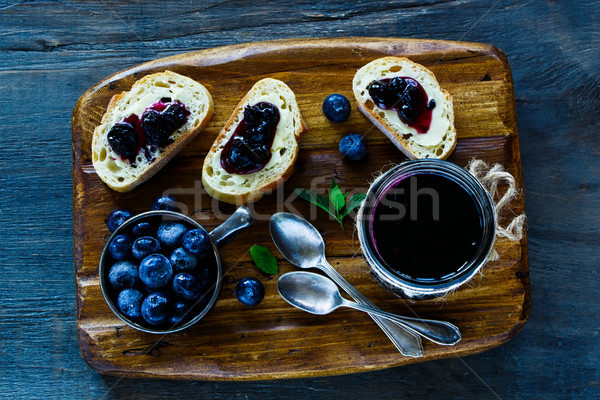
[269,212,326,269]
[277,271,343,315]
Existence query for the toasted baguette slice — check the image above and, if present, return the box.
[92,70,213,192]
[202,78,307,205]
[353,57,456,159]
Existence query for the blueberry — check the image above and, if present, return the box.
[106,208,134,232]
[151,195,181,212]
[108,234,132,261]
[157,222,188,248]
[172,273,202,301]
[169,301,191,326]
[141,109,171,147]
[117,288,144,318]
[108,261,138,291]
[141,292,170,325]
[107,123,139,163]
[161,103,188,131]
[322,94,351,123]
[139,254,173,289]
[169,247,197,272]
[235,277,265,306]
[132,236,161,260]
[339,134,367,161]
[131,221,156,238]
[182,229,210,256]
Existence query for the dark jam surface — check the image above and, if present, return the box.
[220,102,280,174]
[367,77,433,134]
[371,173,483,282]
[107,99,190,164]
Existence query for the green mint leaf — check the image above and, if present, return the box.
[330,185,345,214]
[330,178,338,190]
[250,245,278,275]
[341,193,367,218]
[294,189,330,213]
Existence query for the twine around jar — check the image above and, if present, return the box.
[467,159,526,261]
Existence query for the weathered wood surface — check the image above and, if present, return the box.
[1,0,599,398]
[73,38,528,380]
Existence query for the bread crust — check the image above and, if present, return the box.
[353,57,456,160]
[202,78,307,205]
[91,70,214,192]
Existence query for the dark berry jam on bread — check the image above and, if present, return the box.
[220,102,280,174]
[107,99,190,164]
[367,77,433,134]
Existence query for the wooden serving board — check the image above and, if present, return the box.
[72,37,529,380]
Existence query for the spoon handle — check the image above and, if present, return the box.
[319,261,423,357]
[341,299,462,346]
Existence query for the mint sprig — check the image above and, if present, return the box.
[295,179,366,230]
[250,244,278,275]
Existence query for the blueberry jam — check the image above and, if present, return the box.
[370,173,483,283]
[220,102,280,174]
[107,99,190,164]
[367,77,433,134]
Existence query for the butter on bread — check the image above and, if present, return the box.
[353,57,456,159]
[92,70,213,192]
[202,78,307,205]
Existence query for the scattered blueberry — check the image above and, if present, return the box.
[182,229,210,256]
[108,234,132,261]
[108,261,138,291]
[172,273,202,301]
[151,195,180,212]
[117,288,144,318]
[170,301,190,326]
[131,221,156,238]
[106,208,134,232]
[322,93,351,123]
[132,236,161,260]
[235,277,265,306]
[141,292,170,325]
[339,134,367,161]
[139,254,173,289]
[169,247,197,272]
[157,222,188,248]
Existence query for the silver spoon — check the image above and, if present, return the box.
[278,271,462,346]
[270,212,423,357]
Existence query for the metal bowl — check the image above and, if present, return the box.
[99,207,252,334]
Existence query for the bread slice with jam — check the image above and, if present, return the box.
[202,78,307,205]
[92,70,214,192]
[353,57,456,159]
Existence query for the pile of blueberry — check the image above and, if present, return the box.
[107,98,190,164]
[367,77,433,133]
[221,102,280,175]
[103,196,217,330]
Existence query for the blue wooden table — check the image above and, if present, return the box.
[1,1,598,398]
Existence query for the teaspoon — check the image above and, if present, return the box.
[278,271,462,346]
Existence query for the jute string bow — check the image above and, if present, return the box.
[467,159,526,261]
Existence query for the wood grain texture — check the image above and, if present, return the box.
[2,0,599,398]
[73,37,528,380]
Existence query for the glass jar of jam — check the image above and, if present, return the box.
[357,159,496,298]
